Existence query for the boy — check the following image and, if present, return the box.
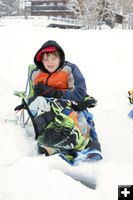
[15,40,102,163]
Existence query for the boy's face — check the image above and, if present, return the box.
[42,52,60,73]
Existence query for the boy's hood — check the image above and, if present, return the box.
[34,40,65,72]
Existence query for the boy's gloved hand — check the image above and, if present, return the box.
[71,95,97,111]
[34,82,63,98]
[84,95,97,108]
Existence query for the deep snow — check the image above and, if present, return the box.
[0,18,133,200]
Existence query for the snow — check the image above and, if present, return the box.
[0,18,133,200]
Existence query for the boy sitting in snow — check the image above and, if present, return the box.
[15,40,102,164]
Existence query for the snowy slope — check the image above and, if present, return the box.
[0,18,133,200]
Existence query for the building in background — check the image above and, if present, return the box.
[28,0,75,18]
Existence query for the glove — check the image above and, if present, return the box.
[71,95,97,111]
[84,95,97,108]
[34,82,63,98]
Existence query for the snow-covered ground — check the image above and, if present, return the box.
[0,18,133,200]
